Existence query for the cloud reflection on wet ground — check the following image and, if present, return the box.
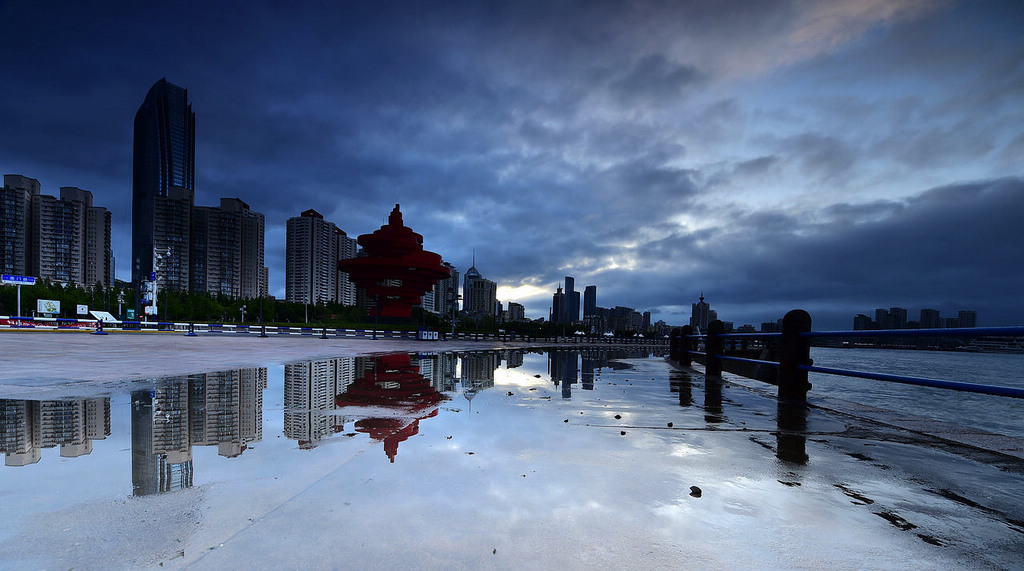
[1,348,1022,569]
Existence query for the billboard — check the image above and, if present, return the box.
[37,299,60,315]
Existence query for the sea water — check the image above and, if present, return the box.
[807,347,1024,438]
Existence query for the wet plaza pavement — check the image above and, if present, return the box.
[1,334,1022,569]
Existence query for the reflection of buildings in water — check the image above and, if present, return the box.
[284,358,356,449]
[131,367,266,496]
[191,369,265,457]
[548,350,579,399]
[581,357,597,391]
[132,379,192,496]
[335,354,447,463]
[502,350,524,369]
[436,353,458,393]
[1,397,111,466]
[460,353,498,391]
[413,354,452,394]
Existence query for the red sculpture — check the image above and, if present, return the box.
[339,204,450,318]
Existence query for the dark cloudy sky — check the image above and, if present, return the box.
[2,0,1022,329]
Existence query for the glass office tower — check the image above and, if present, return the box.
[132,78,195,290]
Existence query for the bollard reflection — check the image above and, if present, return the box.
[669,370,694,408]
[704,376,724,424]
[775,402,809,464]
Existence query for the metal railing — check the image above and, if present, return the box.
[0,315,668,346]
[669,310,1024,404]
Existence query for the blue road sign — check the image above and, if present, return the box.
[1,274,36,285]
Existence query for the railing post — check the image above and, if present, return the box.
[778,309,812,404]
[706,320,723,378]
[680,325,693,367]
[669,327,682,362]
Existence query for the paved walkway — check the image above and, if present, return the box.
[0,330,537,388]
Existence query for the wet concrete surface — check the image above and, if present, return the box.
[0,330,528,389]
[0,336,1021,569]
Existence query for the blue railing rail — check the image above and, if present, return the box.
[669,310,1024,404]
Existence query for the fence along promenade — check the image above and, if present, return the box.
[0,315,669,346]
[668,309,1024,404]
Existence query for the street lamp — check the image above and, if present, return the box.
[259,296,267,338]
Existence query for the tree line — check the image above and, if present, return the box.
[1,280,662,337]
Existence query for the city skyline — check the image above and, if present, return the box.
[2,2,1022,329]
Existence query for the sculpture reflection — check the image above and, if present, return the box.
[334,354,448,463]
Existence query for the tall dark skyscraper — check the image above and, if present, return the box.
[583,285,597,318]
[564,276,580,323]
[132,78,195,289]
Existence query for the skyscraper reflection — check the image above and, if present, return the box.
[1,397,111,466]
[548,350,579,399]
[131,368,266,496]
[284,357,357,449]
[460,352,498,391]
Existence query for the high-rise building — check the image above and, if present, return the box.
[0,175,37,276]
[958,310,977,328]
[31,191,83,284]
[889,307,908,329]
[83,200,113,288]
[466,275,497,318]
[920,308,941,329]
[57,187,113,288]
[462,259,481,314]
[564,276,580,323]
[190,198,264,298]
[286,209,336,305]
[551,286,564,323]
[506,302,525,322]
[690,293,715,333]
[1,176,112,287]
[285,209,357,305]
[462,259,497,318]
[132,78,195,290]
[434,262,459,319]
[583,285,597,319]
[550,277,581,324]
[259,266,270,298]
[874,308,889,329]
[335,229,358,306]
[853,314,873,330]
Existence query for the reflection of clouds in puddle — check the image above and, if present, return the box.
[493,367,547,388]
[669,442,709,458]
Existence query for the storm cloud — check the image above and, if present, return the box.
[2,0,1021,328]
